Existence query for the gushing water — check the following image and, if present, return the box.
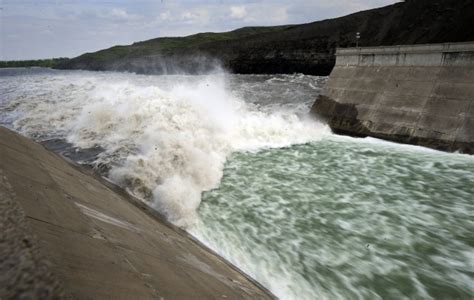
[1,68,473,299]
[0,69,328,227]
[191,137,474,299]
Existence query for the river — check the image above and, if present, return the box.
[1,68,472,299]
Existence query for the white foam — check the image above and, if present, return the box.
[3,71,329,227]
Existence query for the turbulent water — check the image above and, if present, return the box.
[1,68,473,299]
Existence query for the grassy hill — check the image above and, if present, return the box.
[62,26,292,71]
[0,58,69,69]
[56,0,474,75]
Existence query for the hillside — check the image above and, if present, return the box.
[58,0,474,75]
[0,58,69,68]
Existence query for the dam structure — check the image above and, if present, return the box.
[311,42,474,154]
[0,127,273,299]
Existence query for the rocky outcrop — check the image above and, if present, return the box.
[58,0,474,75]
[0,127,274,299]
[311,42,474,154]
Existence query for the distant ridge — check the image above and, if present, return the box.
[58,0,474,75]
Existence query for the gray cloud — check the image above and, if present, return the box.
[0,0,398,60]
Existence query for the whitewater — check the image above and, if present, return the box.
[1,68,473,299]
[0,69,328,226]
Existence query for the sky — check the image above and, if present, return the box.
[1,0,398,60]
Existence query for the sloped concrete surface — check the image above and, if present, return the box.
[0,168,65,300]
[0,126,273,299]
[312,42,474,153]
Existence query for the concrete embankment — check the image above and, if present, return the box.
[0,127,273,299]
[311,42,474,154]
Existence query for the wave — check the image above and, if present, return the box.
[2,71,328,227]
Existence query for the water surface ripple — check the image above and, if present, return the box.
[191,138,474,299]
[1,69,473,299]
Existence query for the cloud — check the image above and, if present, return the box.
[230,6,247,19]
[160,10,172,21]
[1,0,399,60]
[271,6,288,22]
[155,8,210,25]
[180,10,207,23]
[106,8,142,21]
[110,8,129,19]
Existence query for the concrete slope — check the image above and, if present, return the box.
[0,126,274,299]
[311,42,474,154]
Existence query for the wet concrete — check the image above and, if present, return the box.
[312,42,474,154]
[0,126,273,299]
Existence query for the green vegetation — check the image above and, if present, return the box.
[132,25,293,50]
[68,25,293,68]
[58,0,474,75]
[0,58,69,68]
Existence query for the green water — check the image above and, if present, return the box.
[191,136,474,300]
[2,69,472,299]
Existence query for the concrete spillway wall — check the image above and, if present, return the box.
[311,42,474,153]
[0,127,273,299]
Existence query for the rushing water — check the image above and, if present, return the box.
[1,68,473,299]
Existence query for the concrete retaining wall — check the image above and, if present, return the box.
[311,42,474,153]
[0,127,273,299]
